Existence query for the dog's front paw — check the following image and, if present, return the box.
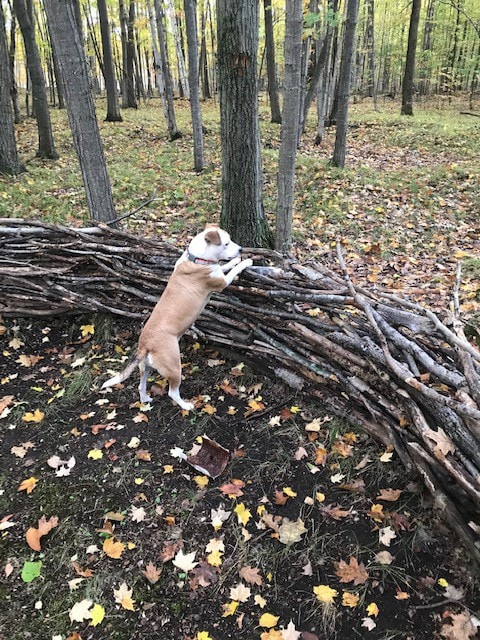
[242,258,253,268]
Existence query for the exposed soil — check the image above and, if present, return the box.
[0,315,478,640]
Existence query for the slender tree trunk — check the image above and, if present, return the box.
[13,0,58,159]
[217,0,272,248]
[199,8,211,100]
[7,10,22,123]
[98,0,122,121]
[0,2,25,175]
[401,0,421,115]
[43,0,118,227]
[331,0,360,167]
[275,0,303,254]
[184,0,204,172]
[154,0,182,139]
[263,0,281,124]
[315,0,339,144]
[166,0,189,99]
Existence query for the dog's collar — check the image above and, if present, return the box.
[187,251,218,266]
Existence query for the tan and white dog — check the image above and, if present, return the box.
[101,224,252,410]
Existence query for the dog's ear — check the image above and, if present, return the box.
[204,228,222,245]
[204,223,220,230]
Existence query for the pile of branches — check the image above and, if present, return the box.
[1,218,479,566]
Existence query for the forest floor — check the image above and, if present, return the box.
[0,97,480,640]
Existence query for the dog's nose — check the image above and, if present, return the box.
[239,246,243,252]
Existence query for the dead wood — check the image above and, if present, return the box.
[1,218,479,566]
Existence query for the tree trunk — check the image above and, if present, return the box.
[401,0,421,116]
[331,0,359,168]
[183,0,205,172]
[275,0,303,254]
[13,0,58,159]
[119,0,137,108]
[43,0,118,227]
[166,0,189,99]
[7,10,22,123]
[217,0,273,248]
[153,0,182,140]
[97,0,122,121]
[263,0,281,124]
[0,2,25,175]
[199,7,211,100]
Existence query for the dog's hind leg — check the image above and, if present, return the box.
[149,338,194,411]
[138,359,153,404]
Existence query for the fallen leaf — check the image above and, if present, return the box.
[18,477,38,494]
[21,560,42,583]
[22,409,44,423]
[26,515,59,551]
[103,537,125,559]
[342,591,360,608]
[234,502,252,526]
[278,518,307,545]
[239,565,263,586]
[440,610,477,640]
[313,584,338,603]
[379,525,397,546]
[425,427,455,459]
[259,612,279,628]
[172,549,198,572]
[335,557,369,585]
[69,598,93,623]
[376,488,402,502]
[230,582,251,602]
[113,582,135,611]
[222,600,239,617]
[280,620,301,640]
[89,603,105,627]
[366,602,379,617]
[142,561,162,584]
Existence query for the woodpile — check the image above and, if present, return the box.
[1,218,479,566]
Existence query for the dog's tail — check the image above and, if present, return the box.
[101,356,140,390]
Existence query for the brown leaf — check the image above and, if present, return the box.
[142,561,162,584]
[440,610,477,640]
[376,488,402,502]
[239,565,263,586]
[273,490,289,505]
[334,557,369,585]
[219,479,245,497]
[321,503,352,520]
[72,561,93,578]
[159,541,180,563]
[189,561,219,590]
[26,515,59,551]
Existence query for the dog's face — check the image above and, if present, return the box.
[190,224,242,262]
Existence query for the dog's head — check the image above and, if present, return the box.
[189,224,242,262]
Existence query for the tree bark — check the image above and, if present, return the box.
[13,0,58,159]
[331,0,359,167]
[183,0,205,172]
[43,0,118,227]
[275,0,303,254]
[98,0,123,121]
[217,0,273,248]
[263,0,282,124]
[0,2,25,175]
[401,0,421,116]
[166,0,189,99]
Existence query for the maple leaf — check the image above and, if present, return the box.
[376,488,402,502]
[26,515,59,551]
[159,541,180,563]
[425,426,455,459]
[379,525,397,547]
[194,475,209,489]
[342,592,360,608]
[366,602,379,617]
[207,550,223,567]
[234,502,252,526]
[189,561,219,589]
[321,503,351,520]
[89,603,105,627]
[130,506,146,523]
[375,551,394,565]
[88,448,103,460]
[334,557,369,585]
[80,324,95,337]
[278,518,307,545]
[219,478,245,497]
[239,565,263,586]
[172,549,198,572]
[69,599,93,623]
[72,561,93,577]
[113,582,135,611]
[230,582,251,602]
[211,505,231,530]
[197,632,214,640]
[103,537,126,559]
[313,584,338,603]
[440,610,478,640]
[362,617,376,631]
[18,476,38,494]
[280,620,301,640]
[142,561,162,584]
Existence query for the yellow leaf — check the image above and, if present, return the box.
[22,409,44,423]
[379,451,393,463]
[282,487,297,498]
[88,449,103,460]
[366,602,379,617]
[163,464,174,474]
[194,475,209,489]
[222,600,239,617]
[113,582,135,611]
[313,584,338,603]
[89,603,105,626]
[202,404,217,415]
[438,578,449,588]
[315,492,326,503]
[342,592,359,608]
[234,503,252,526]
[207,550,223,567]
[18,477,38,494]
[103,537,125,559]
[260,631,283,640]
[134,477,144,485]
[289,405,301,413]
[80,324,95,337]
[258,612,279,628]
[197,633,213,640]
